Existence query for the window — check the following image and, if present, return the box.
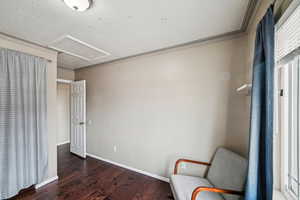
[276,2,300,200]
[278,56,300,200]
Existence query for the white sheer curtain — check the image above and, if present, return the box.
[0,48,48,199]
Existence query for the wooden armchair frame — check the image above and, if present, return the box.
[174,159,211,175]
[173,158,244,200]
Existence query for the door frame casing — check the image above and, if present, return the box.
[56,78,87,158]
[57,78,73,84]
[56,78,73,149]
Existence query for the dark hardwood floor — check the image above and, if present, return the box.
[10,144,173,200]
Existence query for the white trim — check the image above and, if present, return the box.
[274,190,288,200]
[57,141,70,146]
[35,176,58,189]
[86,153,169,183]
[57,78,73,84]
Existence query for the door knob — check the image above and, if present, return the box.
[79,122,85,125]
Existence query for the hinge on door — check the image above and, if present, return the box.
[280,89,284,97]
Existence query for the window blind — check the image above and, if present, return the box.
[276,3,300,62]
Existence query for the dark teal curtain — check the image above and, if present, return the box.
[245,6,274,200]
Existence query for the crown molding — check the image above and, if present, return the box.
[77,0,259,69]
[76,30,246,70]
[1,0,259,69]
[241,0,260,32]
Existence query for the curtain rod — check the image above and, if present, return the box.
[38,56,52,63]
[22,53,52,63]
[8,47,53,63]
[20,51,53,63]
[0,32,55,63]
[45,58,52,63]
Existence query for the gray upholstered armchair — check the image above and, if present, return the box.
[170,148,247,200]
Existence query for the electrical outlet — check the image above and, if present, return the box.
[113,145,117,152]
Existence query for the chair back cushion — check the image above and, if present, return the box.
[206,148,247,200]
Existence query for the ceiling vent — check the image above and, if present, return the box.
[49,35,110,61]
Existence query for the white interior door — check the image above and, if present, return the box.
[70,80,86,158]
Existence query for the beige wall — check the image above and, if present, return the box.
[74,0,278,180]
[57,67,75,80]
[224,0,273,155]
[76,36,247,178]
[0,34,58,180]
[57,83,70,145]
[224,36,249,156]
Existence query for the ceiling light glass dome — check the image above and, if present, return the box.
[63,0,92,12]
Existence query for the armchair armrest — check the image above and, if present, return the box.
[174,159,211,174]
[191,187,244,200]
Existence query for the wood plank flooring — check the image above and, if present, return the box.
[10,144,173,200]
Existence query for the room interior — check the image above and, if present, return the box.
[0,0,298,199]
[56,81,71,146]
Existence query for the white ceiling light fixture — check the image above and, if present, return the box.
[63,0,92,12]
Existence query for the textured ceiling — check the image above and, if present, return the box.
[0,0,253,69]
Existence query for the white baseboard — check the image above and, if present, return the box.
[86,153,169,183]
[35,176,59,189]
[57,141,70,146]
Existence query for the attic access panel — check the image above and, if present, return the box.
[49,35,110,61]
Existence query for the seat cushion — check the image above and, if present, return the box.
[207,148,247,200]
[170,174,224,200]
